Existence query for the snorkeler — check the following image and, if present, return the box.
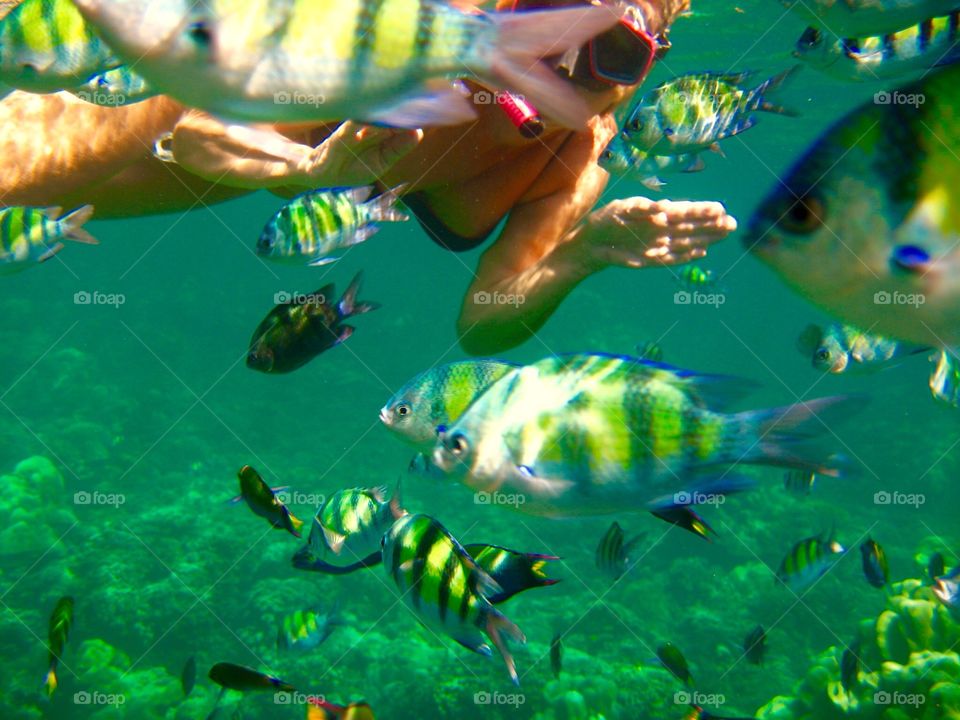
[0,0,734,355]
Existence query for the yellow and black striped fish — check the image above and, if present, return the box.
[595,521,645,580]
[0,0,118,92]
[71,0,619,129]
[382,513,526,684]
[776,532,846,592]
[42,595,73,697]
[0,205,98,273]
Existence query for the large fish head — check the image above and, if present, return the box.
[598,133,633,175]
[431,421,512,495]
[813,332,850,373]
[71,0,213,67]
[745,93,960,348]
[246,341,275,372]
[379,378,438,448]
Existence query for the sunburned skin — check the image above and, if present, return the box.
[0,0,735,354]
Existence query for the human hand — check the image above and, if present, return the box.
[577,196,736,271]
[301,122,423,187]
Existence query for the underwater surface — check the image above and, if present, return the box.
[2,1,959,719]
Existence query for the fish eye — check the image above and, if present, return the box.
[187,21,213,47]
[396,403,410,417]
[448,433,469,456]
[798,27,821,49]
[628,117,642,131]
[815,348,830,362]
[780,195,825,235]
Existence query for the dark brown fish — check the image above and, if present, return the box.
[656,642,693,686]
[208,662,295,693]
[234,465,303,538]
[550,632,563,678]
[181,655,196,697]
[743,625,766,665]
[42,596,74,697]
[247,271,379,374]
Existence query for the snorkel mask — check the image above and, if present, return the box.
[510,0,670,90]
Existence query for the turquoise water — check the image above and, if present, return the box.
[2,1,959,719]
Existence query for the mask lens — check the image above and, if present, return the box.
[589,19,656,85]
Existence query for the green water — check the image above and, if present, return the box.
[2,2,959,719]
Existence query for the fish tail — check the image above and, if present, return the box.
[751,65,801,117]
[730,395,866,476]
[485,609,526,686]
[42,666,57,698]
[478,5,620,129]
[337,271,380,318]
[57,205,99,245]
[363,184,410,224]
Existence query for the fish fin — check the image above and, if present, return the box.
[285,510,304,538]
[649,506,716,541]
[361,85,477,128]
[733,396,866,476]
[708,142,725,157]
[454,635,493,657]
[752,65,801,116]
[796,324,824,357]
[41,206,64,220]
[57,204,99,244]
[343,186,375,204]
[337,271,380,318]
[368,485,388,503]
[389,480,407,520]
[307,256,339,267]
[42,667,57,697]
[482,5,619,129]
[641,175,666,191]
[362,183,410,224]
[227,493,244,504]
[929,350,960,407]
[322,526,347,554]
[37,243,64,263]
[485,610,526,686]
[681,155,706,173]
[336,326,355,345]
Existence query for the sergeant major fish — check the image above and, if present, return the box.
[0,0,118,93]
[776,531,846,592]
[277,603,345,651]
[257,185,408,267]
[781,0,958,37]
[796,322,927,374]
[381,513,526,684]
[747,64,960,352]
[70,0,620,129]
[465,543,560,603]
[794,14,960,82]
[0,205,98,273]
[292,486,404,571]
[860,537,889,588]
[247,271,379,373]
[431,353,860,518]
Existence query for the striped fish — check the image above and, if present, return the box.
[257,185,408,267]
[796,322,927,374]
[595,521,645,580]
[464,543,559,603]
[42,595,73,697]
[0,204,98,273]
[0,0,118,93]
[277,603,345,651]
[69,64,155,106]
[432,353,860,518]
[292,486,403,571]
[783,469,817,497]
[381,359,520,450]
[795,13,960,81]
[776,532,846,592]
[307,698,376,720]
[382,513,526,685]
[599,136,707,191]
[783,0,958,38]
[70,0,619,129]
